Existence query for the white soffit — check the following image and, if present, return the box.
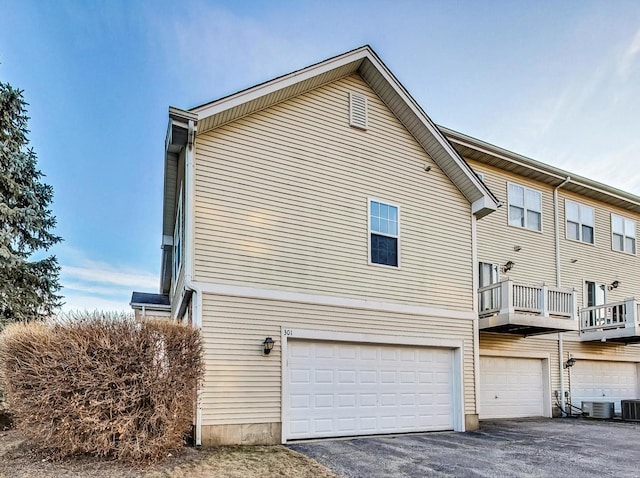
[189,46,498,218]
[442,126,640,214]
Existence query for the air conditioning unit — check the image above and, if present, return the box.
[581,401,614,419]
[621,400,640,421]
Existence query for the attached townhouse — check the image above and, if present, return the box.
[443,128,640,419]
[131,45,640,445]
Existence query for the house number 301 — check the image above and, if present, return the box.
[283,329,293,336]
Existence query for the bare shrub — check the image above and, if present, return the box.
[0,315,203,464]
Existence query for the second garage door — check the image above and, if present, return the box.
[571,360,638,413]
[479,356,545,419]
[285,340,454,440]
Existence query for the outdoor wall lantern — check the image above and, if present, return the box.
[608,280,620,291]
[263,337,275,355]
[564,357,576,369]
[502,261,515,273]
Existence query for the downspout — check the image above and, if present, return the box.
[471,212,481,426]
[183,118,204,446]
[554,176,570,415]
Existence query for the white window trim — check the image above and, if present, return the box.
[172,188,184,289]
[583,279,607,308]
[367,197,401,268]
[478,261,500,285]
[611,213,637,256]
[506,181,543,233]
[564,199,595,245]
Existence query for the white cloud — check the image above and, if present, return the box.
[618,28,640,79]
[143,2,319,106]
[62,263,157,291]
[61,292,131,313]
[56,246,158,313]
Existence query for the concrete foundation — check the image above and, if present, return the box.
[201,422,282,445]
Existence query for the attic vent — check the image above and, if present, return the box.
[349,92,368,130]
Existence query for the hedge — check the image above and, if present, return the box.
[0,315,203,464]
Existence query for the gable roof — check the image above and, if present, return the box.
[160,46,500,294]
[442,126,640,214]
[185,45,499,218]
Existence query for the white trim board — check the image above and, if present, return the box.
[191,281,477,320]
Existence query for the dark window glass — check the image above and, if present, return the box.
[582,225,594,244]
[371,233,398,266]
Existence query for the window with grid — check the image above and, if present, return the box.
[369,199,399,267]
[612,214,636,254]
[508,183,542,231]
[565,200,594,244]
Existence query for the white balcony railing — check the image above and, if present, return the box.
[478,280,576,320]
[580,299,640,334]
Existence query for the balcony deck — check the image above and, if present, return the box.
[580,299,640,343]
[478,280,578,335]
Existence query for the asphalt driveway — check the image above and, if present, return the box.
[289,418,640,478]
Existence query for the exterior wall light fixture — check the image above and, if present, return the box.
[263,337,275,355]
[502,261,515,273]
[608,280,620,291]
[564,357,576,369]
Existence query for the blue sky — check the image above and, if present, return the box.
[2,0,639,311]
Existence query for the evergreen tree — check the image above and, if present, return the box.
[0,82,62,324]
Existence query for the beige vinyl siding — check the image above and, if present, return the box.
[480,332,561,406]
[193,74,473,310]
[200,293,477,426]
[469,160,556,287]
[470,159,640,305]
[562,339,640,361]
[561,339,640,398]
[558,190,640,309]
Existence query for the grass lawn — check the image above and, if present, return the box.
[0,430,337,478]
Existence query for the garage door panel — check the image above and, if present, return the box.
[479,356,544,419]
[286,340,454,440]
[571,360,638,413]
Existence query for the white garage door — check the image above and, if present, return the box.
[285,340,454,440]
[571,360,638,413]
[479,356,544,419]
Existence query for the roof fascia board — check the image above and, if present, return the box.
[130,303,171,310]
[359,52,498,212]
[188,46,498,215]
[444,127,640,209]
[169,106,198,123]
[447,135,567,183]
[192,48,369,120]
[472,196,498,219]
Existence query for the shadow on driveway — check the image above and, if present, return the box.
[289,418,640,477]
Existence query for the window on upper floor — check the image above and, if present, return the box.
[565,200,594,244]
[172,190,183,284]
[508,183,542,231]
[611,214,636,254]
[369,199,399,267]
